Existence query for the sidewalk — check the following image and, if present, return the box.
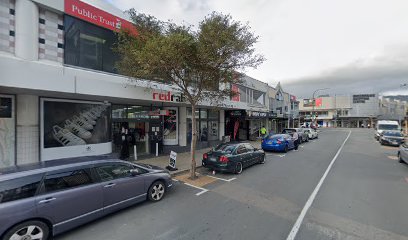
[130,141,262,176]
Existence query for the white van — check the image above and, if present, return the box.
[375,120,400,140]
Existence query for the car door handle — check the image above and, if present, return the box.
[104,183,116,188]
[38,197,56,204]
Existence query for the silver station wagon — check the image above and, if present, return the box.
[0,157,172,240]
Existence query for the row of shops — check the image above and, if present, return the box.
[0,93,294,168]
[0,0,297,168]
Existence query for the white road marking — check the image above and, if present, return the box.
[278,154,286,158]
[286,130,352,240]
[206,175,237,182]
[183,182,209,196]
[172,179,179,182]
[300,145,304,148]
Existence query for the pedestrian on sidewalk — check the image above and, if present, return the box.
[120,127,130,160]
[260,126,267,139]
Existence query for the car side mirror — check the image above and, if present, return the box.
[130,169,140,176]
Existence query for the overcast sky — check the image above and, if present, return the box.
[110,0,408,98]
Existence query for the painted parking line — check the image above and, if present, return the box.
[206,175,237,182]
[387,156,398,160]
[183,182,209,196]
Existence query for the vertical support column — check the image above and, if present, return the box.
[179,106,187,147]
[219,110,225,141]
[16,95,39,164]
[15,0,39,60]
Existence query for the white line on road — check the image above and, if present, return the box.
[278,154,286,158]
[206,175,237,182]
[286,130,352,240]
[184,182,209,196]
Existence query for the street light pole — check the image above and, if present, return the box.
[312,88,330,127]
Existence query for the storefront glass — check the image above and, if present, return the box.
[0,95,15,168]
[187,108,219,143]
[163,108,178,145]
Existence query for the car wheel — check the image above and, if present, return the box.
[380,140,384,145]
[399,153,404,163]
[316,135,318,139]
[259,155,266,164]
[3,220,49,240]
[306,136,309,142]
[284,145,288,153]
[148,181,166,202]
[235,162,243,174]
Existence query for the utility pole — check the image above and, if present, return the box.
[312,88,330,127]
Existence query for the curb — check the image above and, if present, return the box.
[170,166,203,177]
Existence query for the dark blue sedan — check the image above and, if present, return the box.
[261,134,297,152]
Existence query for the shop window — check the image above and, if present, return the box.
[112,105,127,119]
[187,108,199,118]
[199,121,208,141]
[208,109,218,119]
[127,106,150,120]
[208,120,219,141]
[64,15,119,73]
[200,109,208,119]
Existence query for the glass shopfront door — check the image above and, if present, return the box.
[163,107,178,145]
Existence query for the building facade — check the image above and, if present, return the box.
[299,94,385,128]
[0,0,299,168]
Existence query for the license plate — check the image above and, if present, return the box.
[267,141,272,144]
[209,157,216,162]
[392,141,398,145]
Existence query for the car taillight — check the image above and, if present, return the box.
[203,153,208,159]
[219,156,229,163]
[277,139,282,144]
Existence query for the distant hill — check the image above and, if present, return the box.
[384,95,408,102]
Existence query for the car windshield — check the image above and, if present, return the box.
[383,131,403,137]
[282,129,295,134]
[378,124,399,130]
[214,144,236,154]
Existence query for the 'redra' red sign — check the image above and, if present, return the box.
[65,0,137,35]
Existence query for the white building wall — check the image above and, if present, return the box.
[16,94,39,164]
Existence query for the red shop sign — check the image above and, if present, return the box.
[64,0,138,35]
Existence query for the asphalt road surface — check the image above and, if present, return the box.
[55,128,408,240]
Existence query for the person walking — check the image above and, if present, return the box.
[260,126,267,139]
[120,127,130,160]
[293,130,299,150]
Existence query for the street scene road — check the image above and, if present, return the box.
[54,128,408,240]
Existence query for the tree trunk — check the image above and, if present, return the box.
[190,104,197,179]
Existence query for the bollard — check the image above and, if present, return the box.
[156,143,158,156]
[134,145,137,161]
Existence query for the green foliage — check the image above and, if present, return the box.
[115,11,265,105]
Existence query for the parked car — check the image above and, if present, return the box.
[202,143,265,174]
[398,142,408,164]
[379,131,404,146]
[375,120,400,140]
[0,157,172,240]
[303,128,318,139]
[282,128,308,143]
[261,134,297,152]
